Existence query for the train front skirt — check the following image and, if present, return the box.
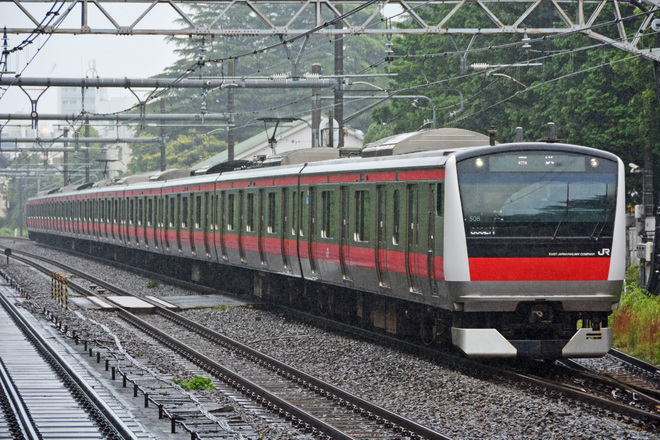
[452,327,613,358]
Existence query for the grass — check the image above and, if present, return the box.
[611,265,660,364]
[146,279,161,289]
[172,375,215,390]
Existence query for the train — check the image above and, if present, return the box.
[26,127,626,358]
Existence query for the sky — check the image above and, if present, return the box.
[0,2,403,136]
[0,2,181,121]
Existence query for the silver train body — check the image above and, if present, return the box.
[26,129,626,358]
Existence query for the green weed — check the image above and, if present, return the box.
[172,375,215,390]
[611,265,660,364]
[146,279,161,289]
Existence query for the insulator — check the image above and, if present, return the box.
[471,63,490,70]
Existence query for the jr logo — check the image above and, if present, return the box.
[598,248,611,256]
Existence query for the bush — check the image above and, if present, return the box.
[611,266,660,364]
[146,280,161,289]
[172,375,215,390]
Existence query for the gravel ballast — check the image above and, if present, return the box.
[2,238,658,440]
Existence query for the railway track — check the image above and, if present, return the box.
[0,278,137,440]
[3,244,454,440]
[5,240,660,436]
[275,304,660,433]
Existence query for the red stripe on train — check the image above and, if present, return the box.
[468,257,610,281]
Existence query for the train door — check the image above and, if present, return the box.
[187,194,194,255]
[220,192,228,260]
[339,186,351,281]
[202,192,211,258]
[376,185,390,287]
[257,189,265,265]
[238,190,247,262]
[427,184,438,296]
[211,192,220,261]
[281,188,290,269]
[308,187,317,274]
[406,184,421,293]
[177,194,184,253]
[128,198,135,245]
[165,196,172,252]
[155,197,162,251]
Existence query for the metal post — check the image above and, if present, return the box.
[64,276,68,309]
[227,59,235,161]
[18,177,23,236]
[311,64,322,148]
[328,110,334,148]
[63,128,69,185]
[159,99,167,172]
[334,5,344,148]
[84,117,90,183]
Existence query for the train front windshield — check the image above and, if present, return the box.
[457,151,618,239]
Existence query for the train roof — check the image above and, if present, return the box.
[361,128,491,157]
[29,131,621,202]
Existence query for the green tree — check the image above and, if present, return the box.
[365,3,660,196]
[128,130,226,174]
[128,3,388,174]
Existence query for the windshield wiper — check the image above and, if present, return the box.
[551,184,570,240]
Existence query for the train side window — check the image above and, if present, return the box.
[267,192,277,234]
[436,182,444,216]
[291,191,297,236]
[129,199,135,225]
[392,190,400,245]
[169,197,175,228]
[181,196,188,228]
[299,190,307,237]
[408,185,419,246]
[321,190,335,239]
[195,195,202,229]
[354,190,370,242]
[138,199,143,226]
[147,199,153,226]
[227,194,235,231]
[246,193,255,232]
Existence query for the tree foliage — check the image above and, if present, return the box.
[132,2,388,169]
[365,3,660,197]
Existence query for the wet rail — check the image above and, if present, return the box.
[0,282,137,440]
[5,244,455,440]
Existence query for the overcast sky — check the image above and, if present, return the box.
[1,2,180,122]
[1,2,402,135]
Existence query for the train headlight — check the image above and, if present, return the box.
[590,158,599,168]
[475,157,484,168]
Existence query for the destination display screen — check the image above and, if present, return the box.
[488,153,587,172]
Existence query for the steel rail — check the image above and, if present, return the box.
[8,241,660,430]
[156,306,454,440]
[0,289,138,440]
[0,357,40,440]
[276,302,660,430]
[609,349,660,377]
[5,246,453,440]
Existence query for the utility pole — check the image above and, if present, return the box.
[160,99,167,172]
[334,5,344,148]
[84,116,90,183]
[227,58,235,161]
[311,63,322,148]
[63,128,70,186]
